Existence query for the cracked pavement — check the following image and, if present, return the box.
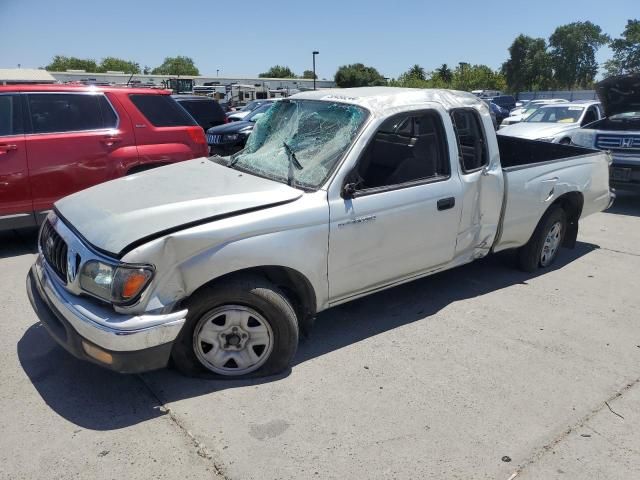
[1,192,639,479]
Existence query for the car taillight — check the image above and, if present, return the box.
[187,126,206,145]
[224,116,229,124]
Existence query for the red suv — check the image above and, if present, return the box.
[0,84,208,231]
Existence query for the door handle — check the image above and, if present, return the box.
[100,135,122,147]
[0,144,18,154]
[437,197,456,211]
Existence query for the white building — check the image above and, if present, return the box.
[48,71,335,91]
[0,68,56,85]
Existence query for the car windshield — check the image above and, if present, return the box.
[525,106,584,123]
[522,104,545,116]
[245,103,273,122]
[241,101,260,112]
[216,99,368,189]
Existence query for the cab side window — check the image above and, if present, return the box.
[27,94,104,134]
[0,95,23,136]
[451,109,488,172]
[354,111,450,191]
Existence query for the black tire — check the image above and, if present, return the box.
[559,137,571,145]
[171,275,299,378]
[517,206,567,272]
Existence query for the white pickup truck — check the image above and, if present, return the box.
[27,87,614,379]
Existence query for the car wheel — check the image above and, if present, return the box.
[517,206,567,272]
[171,275,299,378]
[559,137,571,145]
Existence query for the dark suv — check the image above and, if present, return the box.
[173,95,227,131]
[490,95,516,112]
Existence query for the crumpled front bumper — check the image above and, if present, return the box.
[26,257,187,373]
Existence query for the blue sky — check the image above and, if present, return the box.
[0,0,636,79]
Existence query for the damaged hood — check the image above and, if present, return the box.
[596,74,640,118]
[55,158,303,256]
[497,121,578,140]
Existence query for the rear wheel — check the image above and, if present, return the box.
[517,207,567,272]
[172,276,299,378]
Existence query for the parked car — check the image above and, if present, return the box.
[571,74,640,191]
[488,95,516,112]
[27,87,613,378]
[226,99,277,122]
[485,101,510,127]
[501,99,569,127]
[0,84,208,231]
[498,101,603,143]
[207,103,272,155]
[172,95,227,131]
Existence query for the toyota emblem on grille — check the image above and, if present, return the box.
[622,138,634,148]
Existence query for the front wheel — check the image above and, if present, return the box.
[517,206,567,272]
[171,276,299,378]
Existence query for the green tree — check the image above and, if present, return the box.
[301,70,317,79]
[259,65,296,78]
[549,21,609,89]
[502,35,553,92]
[143,65,151,75]
[151,56,200,76]
[406,64,426,81]
[452,63,506,91]
[98,57,141,74]
[45,55,98,72]
[433,64,453,85]
[605,19,640,76]
[391,65,429,88]
[334,63,387,88]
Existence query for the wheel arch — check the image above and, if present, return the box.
[187,265,318,336]
[550,191,584,248]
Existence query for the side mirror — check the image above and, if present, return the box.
[342,182,358,199]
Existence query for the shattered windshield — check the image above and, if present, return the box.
[220,99,368,189]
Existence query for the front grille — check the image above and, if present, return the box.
[596,135,640,151]
[207,134,224,144]
[40,220,68,282]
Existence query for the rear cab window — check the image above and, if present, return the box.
[451,109,489,172]
[129,94,197,127]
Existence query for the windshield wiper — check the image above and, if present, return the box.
[283,141,304,187]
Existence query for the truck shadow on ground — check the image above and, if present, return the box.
[0,228,39,259]
[18,241,599,431]
[605,191,640,217]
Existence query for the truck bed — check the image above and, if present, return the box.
[493,136,612,253]
[497,135,596,169]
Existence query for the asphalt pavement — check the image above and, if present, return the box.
[1,192,639,479]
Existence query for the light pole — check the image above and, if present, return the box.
[216,69,219,77]
[312,51,319,90]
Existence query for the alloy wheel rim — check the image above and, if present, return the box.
[540,221,562,267]
[193,305,273,376]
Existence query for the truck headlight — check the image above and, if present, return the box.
[571,130,596,148]
[79,261,154,304]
